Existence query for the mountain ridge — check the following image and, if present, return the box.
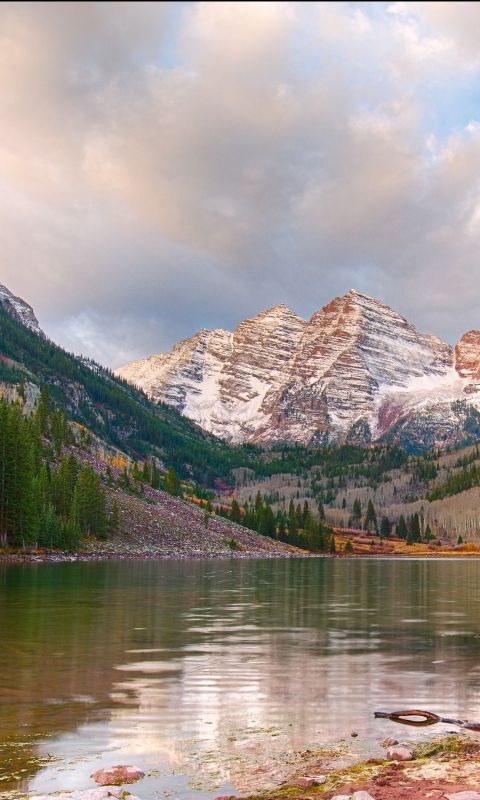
[116,290,480,450]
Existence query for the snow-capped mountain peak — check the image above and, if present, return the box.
[0,284,42,334]
[115,291,480,449]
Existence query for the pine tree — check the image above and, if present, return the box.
[142,461,151,483]
[302,500,309,526]
[37,384,51,436]
[296,503,303,530]
[365,500,377,532]
[351,498,362,527]
[409,513,421,543]
[424,523,434,541]
[288,498,297,536]
[230,497,241,524]
[317,498,325,521]
[396,514,407,539]
[166,466,181,496]
[380,515,391,538]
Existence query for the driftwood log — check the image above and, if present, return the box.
[374,709,480,731]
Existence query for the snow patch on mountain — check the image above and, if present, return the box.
[0,284,42,334]
[116,291,480,446]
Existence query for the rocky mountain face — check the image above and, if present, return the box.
[115,290,480,450]
[0,284,42,334]
[3,278,480,454]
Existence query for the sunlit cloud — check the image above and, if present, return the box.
[2,2,480,366]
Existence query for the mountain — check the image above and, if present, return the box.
[116,290,480,451]
[0,283,42,334]
[0,293,249,483]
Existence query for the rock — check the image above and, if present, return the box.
[381,737,398,747]
[31,792,141,800]
[91,766,145,786]
[352,793,377,800]
[213,796,239,800]
[296,775,326,788]
[386,744,414,761]
[444,794,480,800]
[351,731,358,737]
[331,796,352,800]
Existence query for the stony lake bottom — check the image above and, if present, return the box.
[1,557,480,800]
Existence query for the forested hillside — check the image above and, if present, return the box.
[4,294,480,553]
[0,302,250,483]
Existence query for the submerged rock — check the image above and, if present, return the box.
[91,766,145,786]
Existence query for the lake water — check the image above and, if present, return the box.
[1,558,480,799]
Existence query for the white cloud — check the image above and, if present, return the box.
[2,2,480,366]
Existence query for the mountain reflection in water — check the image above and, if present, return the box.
[1,558,480,798]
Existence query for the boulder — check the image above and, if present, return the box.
[444,794,480,800]
[381,737,398,747]
[386,744,414,761]
[296,776,326,788]
[352,793,377,800]
[91,766,145,786]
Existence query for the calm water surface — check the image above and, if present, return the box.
[1,558,480,798]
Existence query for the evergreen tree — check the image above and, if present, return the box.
[288,498,297,536]
[37,384,51,436]
[302,500,309,526]
[396,514,407,539]
[296,503,303,530]
[424,523,434,541]
[230,497,241,524]
[142,461,151,483]
[409,513,421,543]
[365,499,377,532]
[380,515,391,538]
[262,503,276,539]
[317,498,325,521]
[351,498,362,527]
[166,466,181,496]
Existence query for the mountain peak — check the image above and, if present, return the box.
[115,291,469,447]
[0,284,42,334]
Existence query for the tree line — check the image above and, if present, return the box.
[214,492,336,554]
[0,387,107,550]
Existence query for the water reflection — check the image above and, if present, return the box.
[1,558,480,797]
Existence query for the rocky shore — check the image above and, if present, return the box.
[7,733,480,800]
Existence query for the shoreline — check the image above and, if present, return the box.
[1,548,480,563]
[4,732,480,800]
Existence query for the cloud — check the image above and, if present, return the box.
[2,1,480,367]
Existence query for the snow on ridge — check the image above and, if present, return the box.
[0,284,42,334]
[115,291,480,445]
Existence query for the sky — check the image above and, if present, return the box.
[3,1,480,367]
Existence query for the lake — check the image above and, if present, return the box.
[1,558,480,799]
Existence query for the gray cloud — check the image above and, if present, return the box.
[2,1,480,367]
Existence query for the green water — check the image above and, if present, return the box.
[1,558,480,798]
